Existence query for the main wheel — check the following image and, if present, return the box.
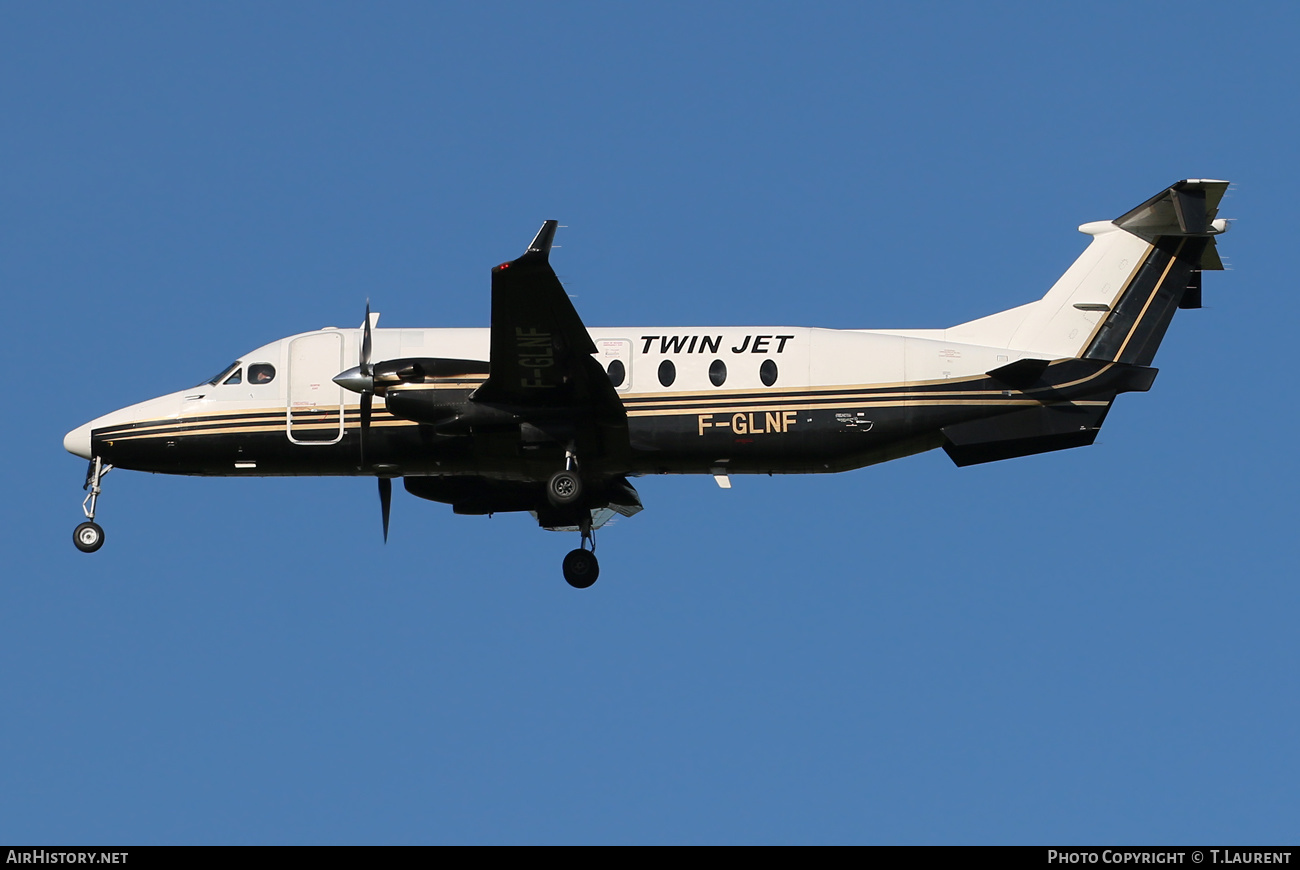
[562,548,599,588]
[547,470,583,507]
[73,521,105,553]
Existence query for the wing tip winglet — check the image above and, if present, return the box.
[526,220,559,259]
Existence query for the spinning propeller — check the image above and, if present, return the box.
[331,302,391,542]
[331,304,493,543]
[332,301,377,463]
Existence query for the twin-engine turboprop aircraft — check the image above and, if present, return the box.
[65,180,1231,587]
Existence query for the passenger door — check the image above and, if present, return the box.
[287,332,345,444]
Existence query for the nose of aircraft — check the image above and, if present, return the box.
[64,422,94,460]
[64,390,190,464]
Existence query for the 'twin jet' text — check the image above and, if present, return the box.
[639,335,796,354]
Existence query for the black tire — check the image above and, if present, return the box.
[562,548,599,588]
[73,521,105,553]
[547,470,583,507]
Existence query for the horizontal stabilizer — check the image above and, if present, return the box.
[1115,179,1229,241]
[942,401,1114,467]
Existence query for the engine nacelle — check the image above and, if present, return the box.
[383,388,521,434]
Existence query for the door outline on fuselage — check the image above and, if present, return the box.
[287,331,345,445]
[597,338,633,392]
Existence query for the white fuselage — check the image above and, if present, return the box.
[64,323,1040,464]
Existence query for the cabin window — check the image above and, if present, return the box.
[709,359,727,386]
[657,359,676,387]
[249,363,276,385]
[223,367,243,385]
[606,359,626,388]
[760,359,778,386]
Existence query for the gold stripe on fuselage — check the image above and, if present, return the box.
[102,411,414,442]
[111,398,1055,441]
[103,362,1118,441]
[626,398,1048,418]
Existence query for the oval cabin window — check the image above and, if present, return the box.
[760,359,778,386]
[606,358,626,387]
[658,359,676,387]
[709,359,727,386]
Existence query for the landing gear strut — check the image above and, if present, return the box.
[562,516,599,589]
[74,456,111,553]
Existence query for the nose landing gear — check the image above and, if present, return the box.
[562,515,599,589]
[74,522,104,553]
[73,456,111,553]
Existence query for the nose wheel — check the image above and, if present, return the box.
[562,516,599,589]
[74,521,105,553]
[73,456,111,554]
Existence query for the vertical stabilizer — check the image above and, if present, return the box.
[949,180,1229,364]
[1081,180,1229,366]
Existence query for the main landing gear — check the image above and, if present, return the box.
[74,456,111,553]
[562,517,599,589]
[550,449,599,588]
[547,448,583,507]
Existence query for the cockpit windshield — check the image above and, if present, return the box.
[200,361,242,388]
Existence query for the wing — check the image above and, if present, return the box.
[472,221,625,427]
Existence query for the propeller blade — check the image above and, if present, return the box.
[361,299,373,369]
[360,391,372,467]
[378,476,392,543]
[356,300,375,468]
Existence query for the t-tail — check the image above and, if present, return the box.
[938,179,1230,467]
[946,179,1229,363]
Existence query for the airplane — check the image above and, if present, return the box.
[64,179,1230,587]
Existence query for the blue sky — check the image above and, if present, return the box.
[2,2,1296,844]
